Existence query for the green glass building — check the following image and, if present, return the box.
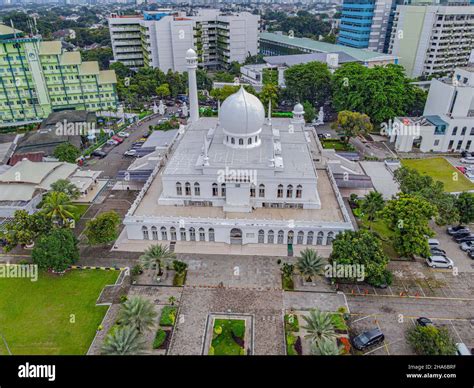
[0,24,118,127]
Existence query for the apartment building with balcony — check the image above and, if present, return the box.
[0,24,118,127]
[108,10,260,72]
[388,4,474,77]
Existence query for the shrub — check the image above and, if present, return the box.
[173,272,186,286]
[159,306,177,326]
[407,325,456,355]
[152,329,167,349]
[285,314,299,332]
[231,320,245,338]
[119,295,128,303]
[214,325,222,335]
[239,347,246,355]
[294,336,303,355]
[286,332,297,356]
[208,346,215,355]
[131,264,143,277]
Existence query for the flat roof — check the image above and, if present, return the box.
[264,51,359,67]
[142,129,179,149]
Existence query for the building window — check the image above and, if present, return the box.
[248,138,252,145]
[259,184,265,198]
[176,182,182,195]
[221,183,226,197]
[194,182,200,196]
[231,137,235,144]
[297,231,304,244]
[277,230,284,244]
[151,226,158,240]
[457,140,463,150]
[189,227,196,241]
[161,227,167,240]
[199,228,205,241]
[434,140,440,147]
[327,232,335,245]
[317,232,324,245]
[250,185,256,197]
[452,126,458,136]
[461,127,467,136]
[258,229,265,243]
[467,140,472,151]
[267,230,274,244]
[277,184,283,198]
[209,228,215,242]
[287,185,293,198]
[296,185,302,199]
[448,140,454,150]
[185,182,191,196]
[239,138,243,145]
[142,226,149,240]
[307,231,314,245]
[287,230,294,244]
[180,228,186,241]
[470,127,474,136]
[212,183,218,196]
[170,227,177,241]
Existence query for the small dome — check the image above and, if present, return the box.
[293,103,304,114]
[186,48,197,59]
[220,87,265,136]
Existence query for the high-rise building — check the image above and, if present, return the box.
[388,5,474,77]
[108,9,260,72]
[0,24,118,127]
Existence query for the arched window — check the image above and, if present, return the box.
[180,228,186,241]
[259,184,265,198]
[176,182,182,196]
[277,184,283,198]
[239,138,243,145]
[287,184,293,198]
[142,226,149,240]
[461,126,467,136]
[277,230,284,244]
[170,227,177,241]
[297,231,304,244]
[209,228,215,242]
[212,183,218,196]
[199,227,205,241]
[307,231,314,245]
[267,230,274,244]
[194,182,200,196]
[327,232,335,245]
[248,137,252,145]
[296,185,302,199]
[221,183,226,196]
[250,185,256,197]
[151,226,158,240]
[185,182,191,196]
[189,227,196,241]
[231,137,235,144]
[287,230,294,244]
[317,231,324,245]
[161,226,167,240]
[258,229,265,243]
[255,136,258,142]
[452,126,458,135]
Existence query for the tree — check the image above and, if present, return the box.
[302,101,316,123]
[50,179,81,200]
[80,47,113,69]
[32,228,79,272]
[229,61,241,76]
[330,229,391,286]
[41,191,77,226]
[84,211,121,246]
[360,191,385,225]
[284,61,332,107]
[259,83,279,113]
[382,194,436,258]
[296,248,324,282]
[118,296,157,333]
[301,309,337,345]
[210,85,257,102]
[214,71,235,83]
[139,244,176,274]
[172,260,188,276]
[280,262,295,278]
[456,192,474,224]
[53,142,80,163]
[155,83,170,99]
[310,338,342,355]
[332,63,419,124]
[332,110,373,143]
[196,69,213,91]
[407,325,456,356]
[101,326,146,355]
[0,210,52,251]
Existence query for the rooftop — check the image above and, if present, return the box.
[263,51,359,67]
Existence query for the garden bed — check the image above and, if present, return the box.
[153,328,171,350]
[159,306,177,327]
[210,319,246,356]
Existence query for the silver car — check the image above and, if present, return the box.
[426,255,454,269]
[460,241,474,251]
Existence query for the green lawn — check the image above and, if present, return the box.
[0,269,118,355]
[71,203,90,222]
[358,211,398,260]
[321,140,354,151]
[401,157,474,192]
[211,319,245,355]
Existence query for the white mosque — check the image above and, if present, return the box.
[122,49,353,249]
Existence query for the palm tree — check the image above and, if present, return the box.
[296,248,324,282]
[302,309,337,345]
[101,326,146,355]
[360,191,385,228]
[310,338,343,355]
[118,296,157,333]
[50,179,81,200]
[139,243,176,274]
[41,191,76,226]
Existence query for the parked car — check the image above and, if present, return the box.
[461,156,474,164]
[430,247,447,256]
[456,166,467,174]
[426,255,454,269]
[467,249,474,259]
[452,231,472,241]
[351,328,385,351]
[447,225,469,235]
[460,241,474,251]
[106,139,118,146]
[91,150,107,158]
[455,234,474,243]
[143,132,151,138]
[118,131,130,138]
[112,135,124,143]
[124,149,138,157]
[416,317,434,327]
[466,172,474,181]
[455,343,471,355]
[428,238,440,247]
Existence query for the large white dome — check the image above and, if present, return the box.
[219,87,265,136]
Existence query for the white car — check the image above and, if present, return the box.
[124,149,138,157]
[466,172,474,182]
[118,131,130,138]
[455,343,471,355]
[107,139,119,146]
[460,241,474,251]
[428,238,440,247]
[461,157,474,164]
[426,255,454,269]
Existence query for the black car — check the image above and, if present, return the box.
[452,231,472,241]
[455,235,474,243]
[351,328,385,351]
[468,249,474,259]
[91,150,107,158]
[430,247,447,256]
[416,317,434,327]
[447,225,469,235]
[451,229,471,237]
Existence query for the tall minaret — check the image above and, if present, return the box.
[186,48,199,123]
